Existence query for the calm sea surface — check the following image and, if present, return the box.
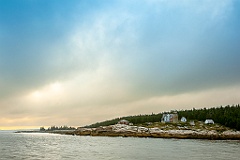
[0,131,240,160]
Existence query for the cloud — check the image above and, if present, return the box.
[1,0,239,98]
[0,0,240,128]
[1,82,239,127]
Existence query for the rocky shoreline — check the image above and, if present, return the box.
[51,124,240,140]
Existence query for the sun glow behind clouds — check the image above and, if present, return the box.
[0,0,240,128]
[32,91,42,99]
[50,82,62,92]
[28,82,63,102]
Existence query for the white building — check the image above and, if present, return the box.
[161,113,178,123]
[180,117,187,123]
[205,119,214,124]
[189,120,195,126]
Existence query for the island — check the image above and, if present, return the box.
[16,105,240,140]
[47,121,240,140]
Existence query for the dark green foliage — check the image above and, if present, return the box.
[178,104,240,130]
[85,113,162,128]
[86,104,240,130]
[39,126,45,131]
[46,125,76,131]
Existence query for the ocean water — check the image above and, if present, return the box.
[0,131,240,160]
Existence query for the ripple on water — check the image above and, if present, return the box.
[0,132,240,160]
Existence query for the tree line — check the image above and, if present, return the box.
[178,104,240,130]
[85,113,163,128]
[40,125,76,131]
[86,104,240,130]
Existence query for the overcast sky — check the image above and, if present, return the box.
[1,0,240,129]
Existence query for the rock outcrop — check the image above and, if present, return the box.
[67,124,240,140]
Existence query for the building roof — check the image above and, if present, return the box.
[118,119,130,124]
[205,119,214,124]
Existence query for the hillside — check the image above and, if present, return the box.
[86,104,240,130]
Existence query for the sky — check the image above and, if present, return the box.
[0,0,240,129]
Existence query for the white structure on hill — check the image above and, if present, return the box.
[205,119,214,124]
[161,113,178,123]
[189,120,195,126]
[180,117,187,123]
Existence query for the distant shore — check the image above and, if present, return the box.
[23,124,240,140]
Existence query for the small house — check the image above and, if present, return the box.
[189,120,195,126]
[180,117,187,123]
[118,119,129,125]
[205,119,214,124]
[161,113,178,123]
